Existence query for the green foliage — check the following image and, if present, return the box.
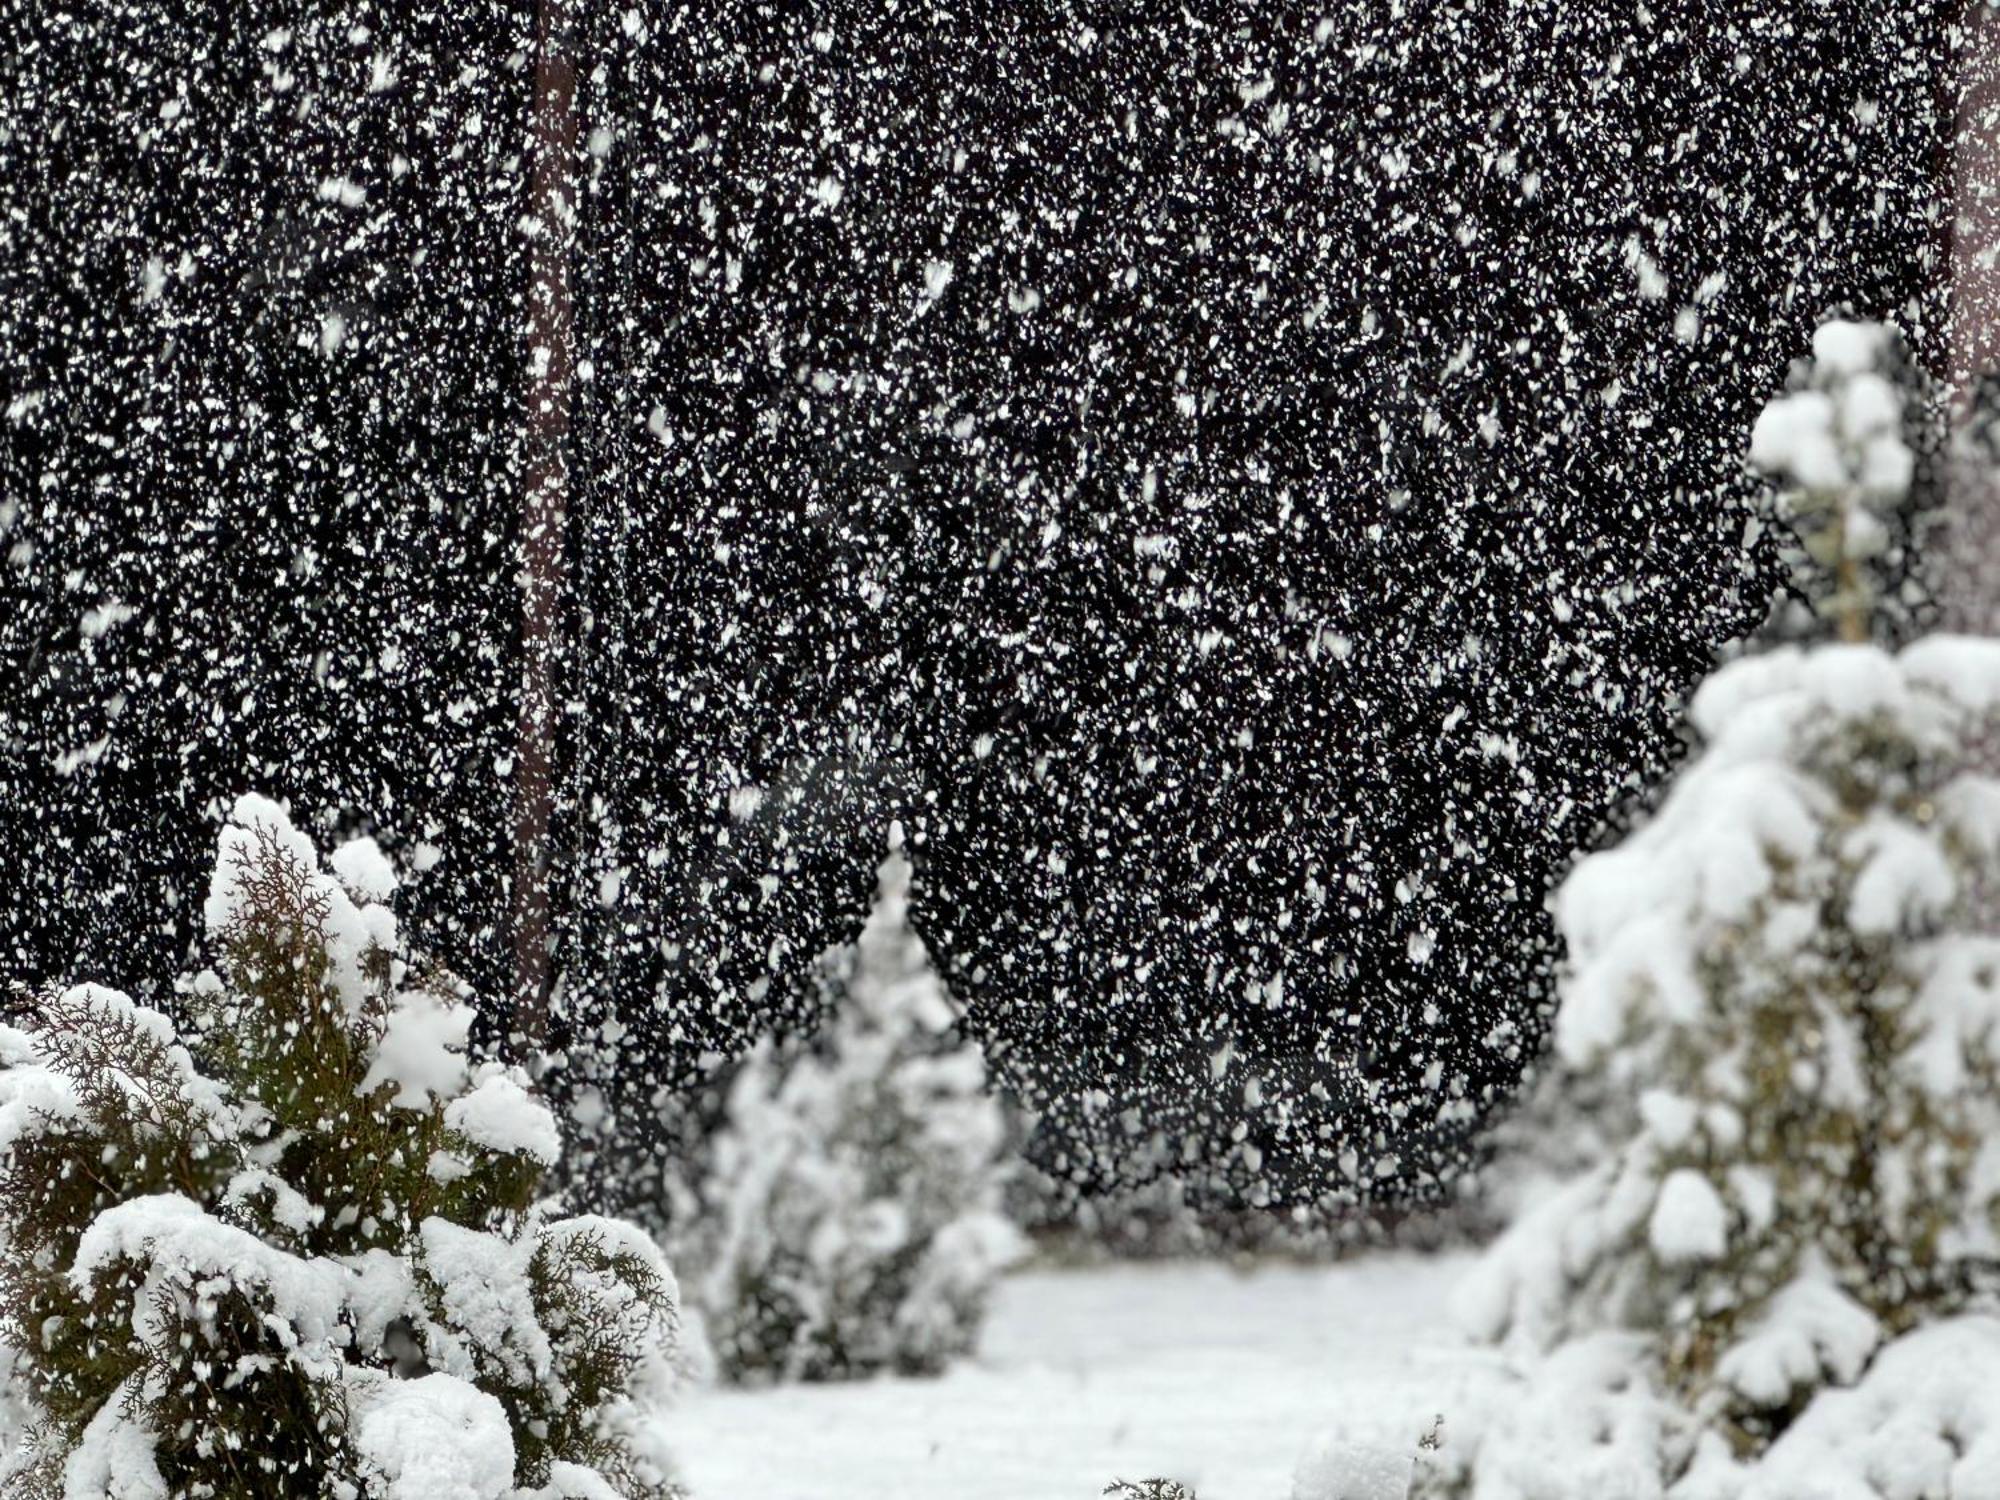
[0,798,684,1500]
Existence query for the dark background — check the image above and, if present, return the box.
[0,2,1956,1208]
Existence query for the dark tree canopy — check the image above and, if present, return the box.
[0,1,1958,1208]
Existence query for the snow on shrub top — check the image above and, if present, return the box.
[205,791,403,1021]
[330,835,402,905]
[364,987,477,1110]
[1737,318,1943,658]
[202,791,320,935]
[1749,319,1914,563]
[446,1073,564,1166]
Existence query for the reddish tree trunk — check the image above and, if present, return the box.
[1942,4,2000,632]
[513,0,577,1050]
[1955,5,2000,406]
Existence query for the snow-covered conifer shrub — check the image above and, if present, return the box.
[673,847,1020,1383]
[1460,328,1951,1247]
[1425,325,2000,1497]
[0,796,686,1500]
[1458,635,2000,1412]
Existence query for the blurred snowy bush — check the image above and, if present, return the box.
[1008,1136,1467,1266]
[1422,323,2000,1498]
[669,845,1021,1383]
[0,796,687,1500]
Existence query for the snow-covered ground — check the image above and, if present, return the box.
[674,1249,1503,1500]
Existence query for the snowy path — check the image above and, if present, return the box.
[673,1250,1504,1500]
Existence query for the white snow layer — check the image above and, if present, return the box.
[70,1194,348,1361]
[682,1250,2000,1497]
[675,1251,1488,1500]
[354,1373,518,1500]
[1647,1169,1728,1264]
[1712,1258,1880,1409]
[363,987,476,1109]
[417,1216,553,1390]
[62,1388,168,1500]
[1292,1436,1414,1500]
[445,1070,563,1164]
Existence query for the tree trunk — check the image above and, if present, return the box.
[513,0,577,1052]
[1945,6,2000,945]
[1955,5,2000,406]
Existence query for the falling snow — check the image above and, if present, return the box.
[8,5,2000,1500]
[1,3,1973,1215]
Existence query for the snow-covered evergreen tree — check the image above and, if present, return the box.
[672,845,1020,1384]
[1427,324,2000,1497]
[1465,323,1939,1226]
[0,796,686,1500]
